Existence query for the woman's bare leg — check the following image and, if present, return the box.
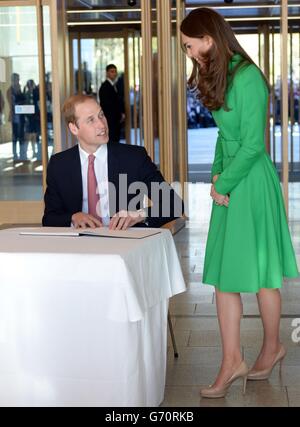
[251,288,282,370]
[211,289,243,387]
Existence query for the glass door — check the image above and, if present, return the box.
[0,1,52,223]
[70,30,142,146]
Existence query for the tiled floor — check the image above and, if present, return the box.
[163,182,300,407]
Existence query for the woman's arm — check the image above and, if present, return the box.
[214,65,268,196]
[211,131,223,182]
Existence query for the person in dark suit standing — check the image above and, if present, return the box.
[6,73,26,160]
[42,94,183,230]
[98,64,124,144]
[75,61,93,95]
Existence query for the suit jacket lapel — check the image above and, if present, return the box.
[72,145,83,211]
[107,143,119,216]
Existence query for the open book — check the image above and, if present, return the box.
[19,227,161,239]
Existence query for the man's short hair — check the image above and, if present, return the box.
[62,94,95,126]
[106,64,117,72]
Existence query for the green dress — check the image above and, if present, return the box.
[202,54,299,293]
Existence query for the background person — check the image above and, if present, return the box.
[98,64,125,144]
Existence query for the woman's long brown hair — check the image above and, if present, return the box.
[180,7,269,111]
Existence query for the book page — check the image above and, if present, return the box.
[19,227,161,239]
[19,227,80,237]
[80,228,161,239]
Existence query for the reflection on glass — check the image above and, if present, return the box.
[128,33,142,147]
[73,37,129,143]
[152,37,159,164]
[0,5,51,200]
[73,38,125,98]
[43,6,54,161]
[72,38,79,93]
[76,60,93,95]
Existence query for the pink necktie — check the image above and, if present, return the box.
[88,154,101,220]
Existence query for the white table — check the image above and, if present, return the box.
[0,227,186,407]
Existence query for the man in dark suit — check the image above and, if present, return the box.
[42,94,183,230]
[98,64,124,143]
[6,73,26,160]
[75,62,93,95]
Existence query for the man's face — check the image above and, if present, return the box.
[69,99,109,151]
[107,67,117,82]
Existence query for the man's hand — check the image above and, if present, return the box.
[109,210,145,230]
[71,212,102,229]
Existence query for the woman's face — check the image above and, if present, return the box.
[181,33,213,67]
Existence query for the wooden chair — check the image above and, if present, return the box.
[162,217,186,358]
[167,310,178,358]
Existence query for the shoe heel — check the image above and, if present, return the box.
[279,358,284,376]
[242,375,247,395]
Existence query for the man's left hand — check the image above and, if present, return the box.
[109,210,145,230]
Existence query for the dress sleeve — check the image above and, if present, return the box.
[214,65,268,195]
[211,131,223,181]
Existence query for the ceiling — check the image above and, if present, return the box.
[66,1,300,31]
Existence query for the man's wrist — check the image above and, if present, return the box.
[137,208,147,224]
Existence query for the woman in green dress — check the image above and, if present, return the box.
[181,7,299,399]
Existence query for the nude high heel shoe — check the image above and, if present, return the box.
[200,360,249,399]
[247,344,286,381]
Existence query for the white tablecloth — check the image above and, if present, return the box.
[0,228,186,406]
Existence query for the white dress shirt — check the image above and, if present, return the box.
[78,143,110,226]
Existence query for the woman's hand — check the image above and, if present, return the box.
[210,184,230,207]
[211,174,230,207]
[223,195,230,207]
[210,184,225,204]
[212,174,220,184]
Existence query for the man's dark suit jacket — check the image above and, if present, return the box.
[99,80,123,143]
[42,143,183,228]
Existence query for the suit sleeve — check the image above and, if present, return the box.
[99,85,105,106]
[137,148,184,228]
[42,158,73,227]
[211,131,223,181]
[214,66,268,195]
[99,83,111,116]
